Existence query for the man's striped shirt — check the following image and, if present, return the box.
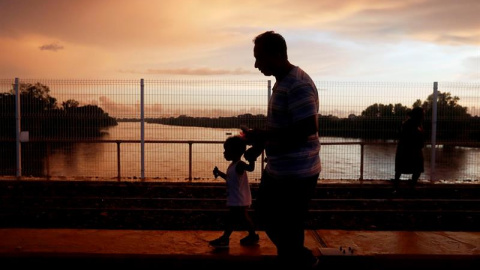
[265,66,321,179]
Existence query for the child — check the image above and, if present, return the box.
[209,135,259,248]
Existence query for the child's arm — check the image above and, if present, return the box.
[213,166,227,180]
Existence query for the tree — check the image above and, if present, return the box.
[62,99,80,111]
[412,99,422,108]
[361,103,408,118]
[11,82,58,110]
[361,103,382,117]
[419,91,471,142]
[1,82,117,139]
[421,91,470,119]
[393,103,409,118]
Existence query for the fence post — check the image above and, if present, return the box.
[14,78,21,178]
[188,142,193,182]
[267,80,271,100]
[117,141,121,181]
[430,82,438,182]
[140,78,145,181]
[359,143,364,181]
[261,80,271,170]
[46,142,50,180]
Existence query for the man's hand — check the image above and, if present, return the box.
[240,125,266,146]
[244,146,263,162]
[240,125,266,162]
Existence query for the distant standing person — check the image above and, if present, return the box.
[209,135,259,248]
[243,31,321,269]
[393,106,425,190]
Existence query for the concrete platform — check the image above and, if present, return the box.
[0,229,478,269]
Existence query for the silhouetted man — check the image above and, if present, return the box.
[243,30,321,269]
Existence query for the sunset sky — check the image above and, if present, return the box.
[0,0,478,82]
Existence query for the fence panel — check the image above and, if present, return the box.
[143,80,267,181]
[0,79,17,175]
[0,79,478,182]
[433,82,480,181]
[316,82,435,180]
[4,79,139,178]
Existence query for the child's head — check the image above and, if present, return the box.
[223,135,246,161]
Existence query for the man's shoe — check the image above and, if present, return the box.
[311,257,321,269]
[240,233,259,246]
[209,236,229,248]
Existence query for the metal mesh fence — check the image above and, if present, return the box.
[0,79,16,176]
[143,80,267,181]
[317,81,434,180]
[0,79,478,182]
[431,82,480,182]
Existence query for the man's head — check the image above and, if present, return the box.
[253,31,289,76]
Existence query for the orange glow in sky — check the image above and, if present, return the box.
[0,0,478,82]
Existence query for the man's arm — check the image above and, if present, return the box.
[236,160,255,174]
[242,114,318,160]
[270,114,318,143]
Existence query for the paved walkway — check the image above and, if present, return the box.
[0,229,478,269]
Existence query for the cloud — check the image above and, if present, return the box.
[317,0,480,46]
[0,0,479,81]
[98,95,137,117]
[461,56,480,81]
[2,0,478,49]
[39,42,64,52]
[97,95,167,118]
[119,67,255,76]
[463,56,480,69]
[145,67,255,76]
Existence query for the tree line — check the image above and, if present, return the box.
[0,82,117,139]
[146,91,479,143]
[1,83,478,143]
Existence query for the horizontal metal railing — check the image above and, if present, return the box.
[3,139,477,181]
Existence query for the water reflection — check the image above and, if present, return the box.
[1,122,478,182]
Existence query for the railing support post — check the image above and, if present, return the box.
[14,77,21,179]
[430,82,438,182]
[46,142,50,180]
[267,80,271,100]
[359,143,364,181]
[261,151,265,172]
[117,141,121,181]
[140,78,145,181]
[188,142,193,182]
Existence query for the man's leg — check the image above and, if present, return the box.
[256,172,319,268]
[275,175,318,268]
[255,172,281,247]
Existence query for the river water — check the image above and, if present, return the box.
[43,122,479,182]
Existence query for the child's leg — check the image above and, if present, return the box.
[238,206,259,246]
[230,206,256,235]
[221,207,236,238]
[241,206,256,235]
